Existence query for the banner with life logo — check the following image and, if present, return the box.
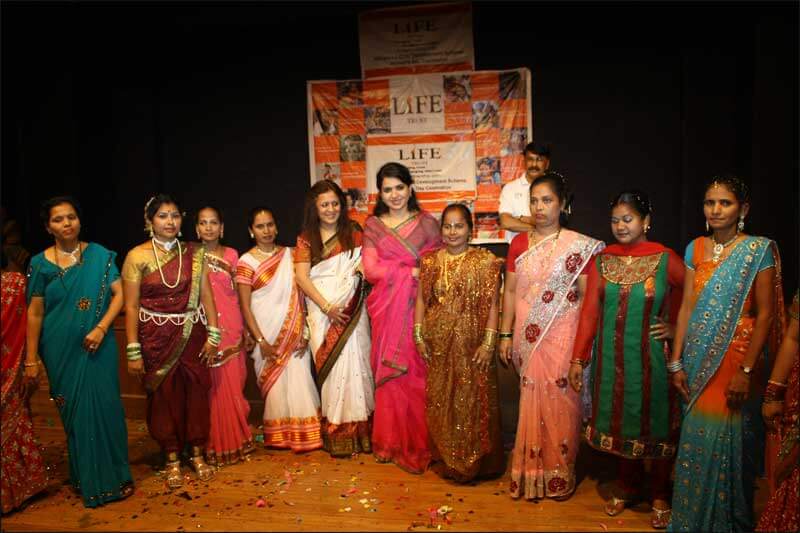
[306,67,532,243]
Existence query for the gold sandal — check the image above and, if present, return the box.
[165,453,183,490]
[190,447,215,482]
[650,506,671,529]
[604,494,641,516]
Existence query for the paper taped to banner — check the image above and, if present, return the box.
[358,2,474,78]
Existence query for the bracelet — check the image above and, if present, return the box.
[413,323,424,345]
[666,359,683,373]
[498,331,513,339]
[481,328,497,351]
[764,381,787,402]
[96,323,108,334]
[206,326,222,347]
[24,361,39,367]
[322,301,333,314]
[767,379,788,387]
[570,358,587,368]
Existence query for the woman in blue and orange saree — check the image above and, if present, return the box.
[667,176,784,532]
[25,197,133,508]
[122,194,220,490]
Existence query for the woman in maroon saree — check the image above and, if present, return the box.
[363,162,442,473]
[122,195,220,489]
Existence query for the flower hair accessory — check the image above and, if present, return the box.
[143,195,156,236]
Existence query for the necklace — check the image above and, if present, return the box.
[711,233,738,263]
[530,228,561,265]
[55,243,82,267]
[440,248,468,301]
[151,238,183,289]
[252,245,278,259]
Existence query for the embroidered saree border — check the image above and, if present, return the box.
[682,237,769,410]
[314,274,367,391]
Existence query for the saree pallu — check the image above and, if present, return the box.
[137,242,211,453]
[26,244,132,508]
[669,236,782,533]
[363,213,441,473]
[236,248,321,453]
[510,229,604,500]
[302,240,374,457]
[2,271,47,514]
[419,248,504,482]
[204,248,252,465]
[756,291,798,533]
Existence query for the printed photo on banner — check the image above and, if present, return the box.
[476,157,501,186]
[444,74,471,103]
[312,109,338,136]
[340,134,366,162]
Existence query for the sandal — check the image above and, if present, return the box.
[120,481,135,500]
[650,506,671,529]
[165,458,183,490]
[604,493,642,516]
[189,447,215,482]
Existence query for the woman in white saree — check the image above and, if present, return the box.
[294,181,374,457]
[236,207,322,452]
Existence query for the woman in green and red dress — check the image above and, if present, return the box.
[569,191,684,529]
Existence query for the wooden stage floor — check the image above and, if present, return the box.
[3,399,769,532]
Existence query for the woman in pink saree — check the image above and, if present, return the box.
[363,162,442,473]
[195,206,253,466]
[499,172,603,500]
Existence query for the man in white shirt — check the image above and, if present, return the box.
[498,143,551,243]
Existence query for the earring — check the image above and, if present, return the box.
[737,215,745,232]
[178,230,182,238]
[149,228,154,238]
[220,230,224,239]
[705,220,710,232]
[249,232,254,239]
[644,225,650,233]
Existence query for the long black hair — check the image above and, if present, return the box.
[372,162,421,217]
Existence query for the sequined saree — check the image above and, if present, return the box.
[236,248,322,452]
[296,229,374,456]
[669,236,782,532]
[508,229,604,499]
[122,242,210,454]
[2,271,47,513]
[419,247,504,481]
[27,244,132,507]
[363,212,441,473]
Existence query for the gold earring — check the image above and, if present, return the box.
[249,232,254,239]
[737,215,745,232]
[705,220,710,232]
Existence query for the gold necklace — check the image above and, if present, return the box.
[711,233,738,263]
[54,243,82,268]
[151,238,182,289]
[441,248,468,300]
[531,228,561,265]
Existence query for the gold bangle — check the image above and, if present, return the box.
[96,323,108,334]
[24,361,39,368]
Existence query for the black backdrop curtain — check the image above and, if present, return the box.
[2,1,797,296]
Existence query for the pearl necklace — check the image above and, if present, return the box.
[711,233,738,263]
[151,238,182,289]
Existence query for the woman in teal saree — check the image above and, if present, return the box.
[26,197,133,508]
[667,178,783,532]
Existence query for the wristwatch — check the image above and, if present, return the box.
[739,364,753,375]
